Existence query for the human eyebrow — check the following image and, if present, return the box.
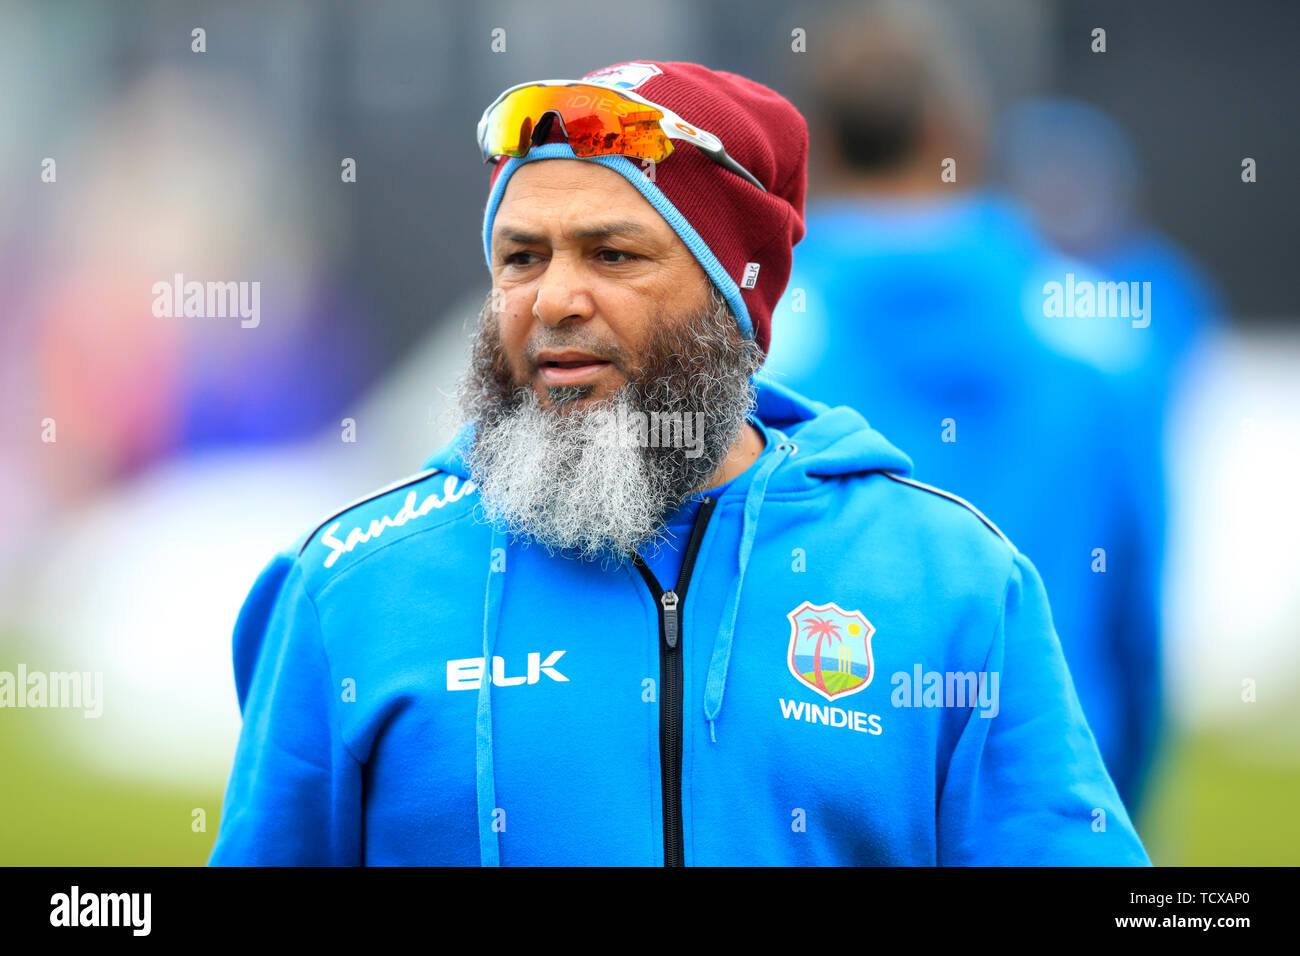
[494,219,653,248]
[496,227,545,247]
[564,219,652,243]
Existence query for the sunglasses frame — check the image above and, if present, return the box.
[477,79,767,192]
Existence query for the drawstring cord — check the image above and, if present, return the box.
[703,440,796,743]
[476,525,506,867]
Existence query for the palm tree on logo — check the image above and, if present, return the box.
[801,616,843,693]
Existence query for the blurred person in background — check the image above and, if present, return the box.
[2,67,386,791]
[1,64,380,597]
[999,95,1223,486]
[12,68,377,525]
[765,1,1167,815]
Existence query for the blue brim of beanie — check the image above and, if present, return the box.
[480,141,754,341]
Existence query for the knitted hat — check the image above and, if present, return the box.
[479,60,808,357]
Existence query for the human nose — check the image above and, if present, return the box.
[531,254,596,328]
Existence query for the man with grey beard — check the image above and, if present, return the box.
[210,61,1150,868]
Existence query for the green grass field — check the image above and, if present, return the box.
[0,729,223,865]
[1139,723,1300,865]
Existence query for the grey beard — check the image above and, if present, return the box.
[456,284,764,563]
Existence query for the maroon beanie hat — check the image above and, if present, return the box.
[480,60,808,357]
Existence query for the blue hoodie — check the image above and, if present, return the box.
[208,375,1150,866]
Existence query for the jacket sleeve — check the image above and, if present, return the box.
[936,549,1152,865]
[207,552,363,866]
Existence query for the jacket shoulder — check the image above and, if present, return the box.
[293,467,481,588]
[881,473,1014,549]
[863,471,1022,589]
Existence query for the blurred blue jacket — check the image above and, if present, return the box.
[764,192,1165,814]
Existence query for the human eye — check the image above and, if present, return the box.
[502,250,538,267]
[597,248,640,264]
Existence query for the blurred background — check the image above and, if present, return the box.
[0,0,1296,865]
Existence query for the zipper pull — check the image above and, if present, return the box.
[661,590,680,649]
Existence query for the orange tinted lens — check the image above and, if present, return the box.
[483,84,672,162]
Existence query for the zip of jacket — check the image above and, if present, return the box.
[632,495,717,868]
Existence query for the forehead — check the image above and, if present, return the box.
[491,159,674,243]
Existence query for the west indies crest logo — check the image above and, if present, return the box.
[786,601,876,701]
